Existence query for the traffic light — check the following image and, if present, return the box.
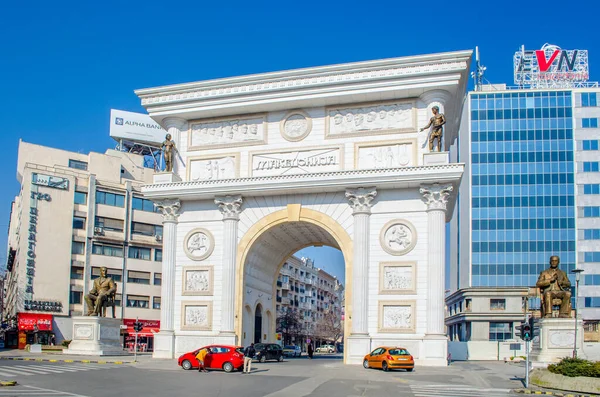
[520,321,532,341]
[133,322,143,332]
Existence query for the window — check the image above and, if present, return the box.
[583,140,600,150]
[74,191,88,205]
[585,297,600,308]
[114,293,122,307]
[584,252,600,263]
[95,216,124,232]
[489,322,512,341]
[584,275,600,286]
[584,162,600,172]
[154,273,162,286]
[73,216,86,230]
[584,229,600,240]
[584,207,600,217]
[91,267,123,282]
[155,249,162,262]
[584,184,600,195]
[128,246,151,260]
[68,159,88,171]
[582,92,598,107]
[126,295,150,308]
[70,266,84,280]
[128,270,150,284]
[490,299,506,310]
[132,197,158,212]
[582,118,599,128]
[92,243,123,257]
[72,241,85,255]
[70,290,82,304]
[131,222,162,237]
[96,191,125,207]
[153,297,161,310]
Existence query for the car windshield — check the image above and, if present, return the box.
[388,349,409,355]
[235,348,244,354]
[284,346,294,349]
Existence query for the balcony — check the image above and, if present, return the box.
[281,282,290,290]
[281,297,291,305]
[280,268,291,277]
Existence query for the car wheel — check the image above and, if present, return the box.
[329,349,334,353]
[382,361,389,372]
[223,362,234,373]
[182,360,192,370]
[260,355,266,363]
[363,359,369,369]
[406,368,413,372]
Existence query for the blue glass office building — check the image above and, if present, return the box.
[456,91,576,288]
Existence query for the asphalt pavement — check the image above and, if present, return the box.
[0,354,526,397]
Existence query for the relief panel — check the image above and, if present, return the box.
[325,100,417,138]
[378,301,416,333]
[355,139,417,169]
[182,266,214,296]
[379,262,417,295]
[183,228,215,261]
[181,302,213,331]
[187,153,239,182]
[188,114,267,150]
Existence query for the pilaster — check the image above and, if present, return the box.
[215,195,243,336]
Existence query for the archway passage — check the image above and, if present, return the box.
[236,208,352,361]
[254,304,263,343]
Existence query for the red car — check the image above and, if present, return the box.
[178,345,245,372]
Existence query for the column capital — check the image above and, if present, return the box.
[215,195,243,220]
[345,187,377,214]
[419,183,453,211]
[162,117,187,131]
[154,199,181,222]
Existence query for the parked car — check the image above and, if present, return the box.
[316,344,335,353]
[283,345,302,357]
[178,345,245,372]
[254,343,284,362]
[363,346,414,372]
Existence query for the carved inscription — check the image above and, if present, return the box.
[251,148,341,177]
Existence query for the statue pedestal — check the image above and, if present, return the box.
[423,151,449,165]
[153,172,181,184]
[531,318,585,364]
[63,316,127,356]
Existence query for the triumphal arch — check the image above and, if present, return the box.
[138,50,471,365]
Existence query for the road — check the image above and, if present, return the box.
[0,355,525,397]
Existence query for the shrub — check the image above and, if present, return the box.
[61,340,71,348]
[547,357,600,378]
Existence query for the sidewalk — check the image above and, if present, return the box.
[0,348,156,364]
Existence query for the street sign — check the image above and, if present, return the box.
[510,343,522,351]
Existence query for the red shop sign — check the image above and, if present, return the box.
[18,313,53,331]
[123,318,160,328]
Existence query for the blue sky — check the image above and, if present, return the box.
[0,0,596,281]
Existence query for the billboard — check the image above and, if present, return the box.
[514,44,589,88]
[109,109,166,146]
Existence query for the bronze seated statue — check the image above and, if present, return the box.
[536,256,572,318]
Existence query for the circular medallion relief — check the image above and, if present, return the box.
[380,220,417,256]
[184,228,215,261]
[280,110,312,142]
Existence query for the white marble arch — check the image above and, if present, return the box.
[140,51,470,366]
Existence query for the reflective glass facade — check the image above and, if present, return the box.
[470,91,576,287]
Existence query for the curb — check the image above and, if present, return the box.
[0,381,18,387]
[513,388,600,397]
[0,357,127,365]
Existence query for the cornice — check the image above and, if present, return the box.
[136,52,472,112]
[141,164,464,200]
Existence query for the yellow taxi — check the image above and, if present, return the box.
[363,346,414,372]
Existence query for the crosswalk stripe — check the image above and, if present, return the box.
[35,364,84,372]
[11,365,54,374]
[26,365,75,373]
[410,384,511,397]
[0,363,123,377]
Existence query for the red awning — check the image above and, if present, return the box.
[18,313,53,331]
[125,327,158,336]
[126,332,155,337]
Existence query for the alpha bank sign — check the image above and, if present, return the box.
[514,44,589,88]
[109,109,166,146]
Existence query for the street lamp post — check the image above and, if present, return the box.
[571,268,584,359]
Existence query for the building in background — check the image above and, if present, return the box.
[275,256,344,350]
[448,44,600,346]
[2,141,163,349]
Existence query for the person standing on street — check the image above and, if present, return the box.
[243,343,255,374]
[307,343,314,359]
[195,347,209,373]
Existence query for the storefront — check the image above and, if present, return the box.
[17,313,54,349]
[122,319,159,352]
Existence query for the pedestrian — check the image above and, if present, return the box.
[195,347,209,373]
[243,343,255,374]
[447,352,452,365]
[307,343,313,359]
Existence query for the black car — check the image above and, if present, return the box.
[254,343,283,362]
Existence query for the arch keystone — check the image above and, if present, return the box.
[287,204,301,222]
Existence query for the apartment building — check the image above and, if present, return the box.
[275,256,344,346]
[2,141,162,350]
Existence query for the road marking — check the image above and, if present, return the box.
[410,384,513,397]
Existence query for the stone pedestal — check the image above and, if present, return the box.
[29,344,42,354]
[421,335,447,366]
[153,331,176,359]
[531,318,585,363]
[153,172,182,184]
[346,335,371,365]
[64,317,127,356]
[423,151,449,165]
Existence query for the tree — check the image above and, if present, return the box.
[276,308,303,345]
[316,309,343,344]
